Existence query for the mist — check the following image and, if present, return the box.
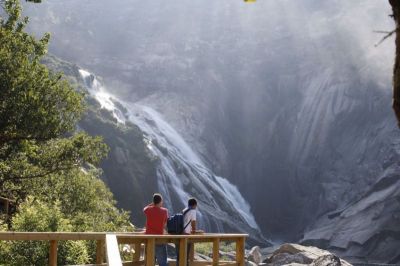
[22,0,399,247]
[23,0,393,94]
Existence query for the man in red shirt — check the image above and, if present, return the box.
[143,193,169,266]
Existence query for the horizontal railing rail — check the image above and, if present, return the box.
[0,232,248,266]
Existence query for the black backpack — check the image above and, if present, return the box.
[167,208,192,234]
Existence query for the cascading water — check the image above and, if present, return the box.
[79,69,268,243]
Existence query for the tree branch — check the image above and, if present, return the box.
[374,29,396,47]
[2,164,79,183]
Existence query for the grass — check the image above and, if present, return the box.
[194,242,236,260]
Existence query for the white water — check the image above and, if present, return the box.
[79,69,262,236]
[79,69,127,124]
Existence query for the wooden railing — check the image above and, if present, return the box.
[0,232,247,266]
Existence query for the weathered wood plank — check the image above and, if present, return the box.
[212,238,220,266]
[0,232,106,241]
[0,232,247,241]
[96,239,105,264]
[145,238,155,266]
[49,240,57,266]
[235,237,245,266]
[132,243,141,262]
[122,261,145,266]
[189,243,195,262]
[106,234,123,266]
[0,232,247,266]
[117,233,248,239]
[178,238,188,266]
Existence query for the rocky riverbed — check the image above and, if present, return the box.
[258,244,352,266]
[181,243,353,266]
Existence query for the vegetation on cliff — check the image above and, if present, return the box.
[0,0,132,264]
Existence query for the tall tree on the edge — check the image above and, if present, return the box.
[389,0,400,126]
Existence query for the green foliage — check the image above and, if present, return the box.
[29,169,131,232]
[0,170,132,264]
[1,133,109,201]
[0,0,133,264]
[12,198,71,232]
[0,0,107,202]
[1,198,90,265]
[0,1,81,143]
[195,242,236,261]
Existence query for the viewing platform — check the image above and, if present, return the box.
[0,232,247,266]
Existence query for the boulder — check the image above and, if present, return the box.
[264,244,352,266]
[248,246,263,265]
[269,252,312,264]
[312,255,341,266]
[246,261,259,266]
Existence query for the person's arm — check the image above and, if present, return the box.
[164,214,168,229]
[143,203,153,213]
[190,220,196,234]
[163,209,169,234]
[190,210,197,234]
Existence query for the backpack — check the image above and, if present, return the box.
[167,208,192,234]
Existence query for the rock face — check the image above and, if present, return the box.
[43,55,159,226]
[79,69,269,244]
[29,0,399,261]
[301,163,400,263]
[264,244,352,266]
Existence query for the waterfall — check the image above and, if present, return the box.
[79,69,266,242]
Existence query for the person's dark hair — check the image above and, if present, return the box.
[188,198,197,207]
[153,193,163,205]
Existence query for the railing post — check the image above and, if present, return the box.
[145,238,155,266]
[132,243,141,262]
[178,237,187,266]
[49,240,57,266]
[212,238,220,266]
[96,239,105,264]
[235,237,245,266]
[189,242,195,263]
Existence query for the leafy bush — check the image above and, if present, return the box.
[1,198,89,265]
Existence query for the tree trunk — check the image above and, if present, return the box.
[390,0,400,126]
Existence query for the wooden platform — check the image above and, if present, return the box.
[0,232,247,266]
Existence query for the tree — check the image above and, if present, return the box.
[0,1,133,263]
[0,0,108,201]
[389,0,400,126]
[27,168,132,233]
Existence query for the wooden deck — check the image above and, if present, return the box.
[0,232,247,266]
